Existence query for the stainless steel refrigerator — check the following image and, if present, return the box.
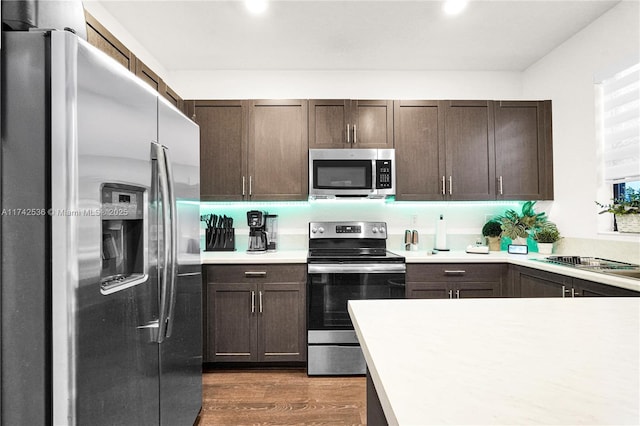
[1,30,202,425]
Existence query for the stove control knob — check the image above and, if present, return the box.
[318,226,325,234]
[372,227,378,234]
[379,226,386,234]
[311,227,318,234]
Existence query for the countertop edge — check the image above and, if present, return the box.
[348,301,400,426]
[199,250,640,292]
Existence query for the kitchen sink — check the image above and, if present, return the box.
[535,256,640,280]
[602,270,640,280]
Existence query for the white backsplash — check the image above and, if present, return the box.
[200,199,525,251]
[554,237,640,265]
[200,200,640,264]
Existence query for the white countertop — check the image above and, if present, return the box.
[349,298,640,425]
[201,249,308,264]
[200,249,640,292]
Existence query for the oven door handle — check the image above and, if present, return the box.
[307,264,406,274]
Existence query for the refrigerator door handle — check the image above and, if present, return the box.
[163,145,179,339]
[153,142,172,343]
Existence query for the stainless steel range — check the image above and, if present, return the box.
[307,221,406,375]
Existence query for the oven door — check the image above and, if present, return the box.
[307,263,406,331]
[307,263,405,375]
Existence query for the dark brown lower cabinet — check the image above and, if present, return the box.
[204,264,306,363]
[406,263,506,299]
[573,278,640,297]
[511,266,568,297]
[510,266,639,297]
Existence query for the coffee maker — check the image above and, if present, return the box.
[247,210,278,253]
[247,210,268,253]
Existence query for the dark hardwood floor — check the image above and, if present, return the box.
[196,368,366,425]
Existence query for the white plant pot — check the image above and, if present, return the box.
[616,214,640,233]
[537,242,554,255]
[511,236,528,246]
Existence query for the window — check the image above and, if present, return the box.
[612,181,640,231]
[601,62,639,183]
[598,61,640,232]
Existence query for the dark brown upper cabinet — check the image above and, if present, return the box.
[85,10,135,72]
[134,57,161,92]
[85,10,186,115]
[444,100,496,200]
[309,100,393,149]
[494,101,553,200]
[161,82,184,112]
[191,100,248,201]
[395,99,553,201]
[191,99,309,201]
[248,100,309,201]
[394,100,446,201]
[395,100,496,201]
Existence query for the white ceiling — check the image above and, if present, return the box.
[96,0,621,72]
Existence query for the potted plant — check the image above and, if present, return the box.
[531,222,561,255]
[482,220,503,251]
[596,188,640,233]
[499,201,547,245]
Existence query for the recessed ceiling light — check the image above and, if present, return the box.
[443,0,468,16]
[245,0,268,14]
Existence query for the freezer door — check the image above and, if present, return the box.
[157,100,202,426]
[50,32,161,425]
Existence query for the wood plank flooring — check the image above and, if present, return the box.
[197,368,366,425]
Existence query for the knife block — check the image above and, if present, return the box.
[205,227,235,251]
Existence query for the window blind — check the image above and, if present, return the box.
[601,63,640,182]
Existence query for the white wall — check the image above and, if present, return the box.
[85,1,640,260]
[171,70,522,100]
[522,0,640,247]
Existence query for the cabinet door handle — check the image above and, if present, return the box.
[441,176,446,195]
[456,289,460,299]
[353,124,357,144]
[444,270,466,275]
[259,291,263,313]
[498,176,503,195]
[561,285,568,298]
[448,290,453,299]
[249,176,253,196]
[346,124,350,144]
[245,271,267,277]
[242,176,246,197]
[251,290,256,313]
[448,176,453,195]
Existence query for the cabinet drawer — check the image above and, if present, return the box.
[407,263,505,282]
[206,264,306,284]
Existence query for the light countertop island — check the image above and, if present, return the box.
[349,298,640,425]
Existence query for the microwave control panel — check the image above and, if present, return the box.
[376,160,393,189]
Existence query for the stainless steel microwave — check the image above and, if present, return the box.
[308,149,396,199]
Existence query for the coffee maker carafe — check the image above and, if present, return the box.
[247,210,268,253]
